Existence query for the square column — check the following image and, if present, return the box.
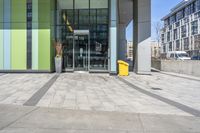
[133,0,151,74]
[109,0,118,74]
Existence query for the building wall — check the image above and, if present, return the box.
[0,0,55,72]
[152,59,200,77]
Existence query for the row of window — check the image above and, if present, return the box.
[162,20,199,43]
[163,35,200,52]
[164,0,200,26]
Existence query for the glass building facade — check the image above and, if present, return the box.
[56,0,109,71]
[0,0,113,72]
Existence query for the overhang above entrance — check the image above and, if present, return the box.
[118,0,133,25]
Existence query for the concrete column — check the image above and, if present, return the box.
[118,24,127,61]
[109,0,117,74]
[133,0,151,74]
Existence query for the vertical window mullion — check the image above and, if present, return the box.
[27,0,32,69]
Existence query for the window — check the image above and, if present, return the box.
[176,10,184,21]
[184,6,189,16]
[176,40,180,50]
[161,34,164,43]
[27,0,32,69]
[197,0,200,11]
[164,18,170,26]
[191,20,198,35]
[175,22,180,27]
[169,42,172,51]
[181,25,187,38]
[167,32,170,42]
[174,29,178,40]
[194,34,200,49]
[163,45,166,53]
[184,38,189,50]
[170,15,176,24]
[184,17,189,24]
[185,2,196,16]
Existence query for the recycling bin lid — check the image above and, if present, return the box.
[117,60,129,66]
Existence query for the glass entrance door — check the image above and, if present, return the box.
[74,35,88,71]
[73,30,90,71]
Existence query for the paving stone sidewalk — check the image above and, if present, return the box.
[0,104,200,133]
[0,72,200,132]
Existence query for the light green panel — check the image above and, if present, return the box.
[32,0,39,70]
[11,27,27,70]
[0,0,3,69]
[38,30,50,70]
[11,0,27,70]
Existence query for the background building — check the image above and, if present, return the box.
[126,41,133,61]
[0,0,151,74]
[161,0,200,56]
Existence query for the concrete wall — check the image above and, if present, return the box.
[152,60,200,77]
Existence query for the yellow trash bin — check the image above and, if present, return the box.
[118,60,129,76]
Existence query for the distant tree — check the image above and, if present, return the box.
[152,21,162,58]
[153,21,162,44]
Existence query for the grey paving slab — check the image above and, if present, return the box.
[140,114,200,133]
[123,72,200,113]
[0,105,200,133]
[37,73,190,116]
[0,72,199,116]
[8,106,143,132]
[0,74,6,77]
[24,74,60,106]
[0,104,38,130]
[0,74,54,105]
[118,77,200,117]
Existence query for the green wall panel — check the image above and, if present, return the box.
[11,0,27,70]
[0,0,3,22]
[38,0,51,24]
[11,28,27,70]
[38,30,50,70]
[38,0,52,70]
[11,0,26,22]
[0,0,3,69]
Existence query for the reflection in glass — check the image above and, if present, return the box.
[74,35,88,70]
[63,33,73,70]
[56,0,109,71]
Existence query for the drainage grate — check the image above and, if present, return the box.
[151,87,162,90]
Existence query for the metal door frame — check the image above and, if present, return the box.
[73,30,90,71]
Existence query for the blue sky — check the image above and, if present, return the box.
[126,0,182,41]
